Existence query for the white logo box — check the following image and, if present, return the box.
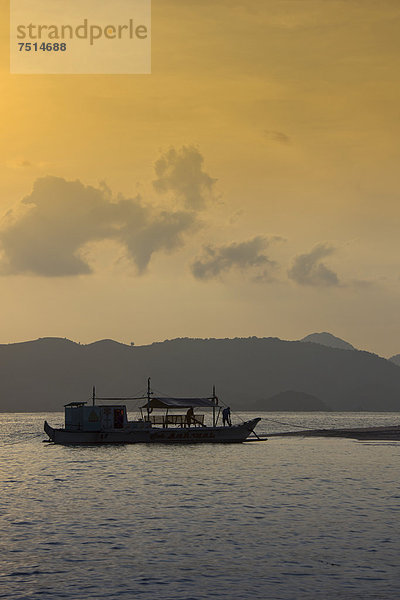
[10,0,151,74]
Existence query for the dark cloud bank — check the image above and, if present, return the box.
[153,146,216,211]
[191,236,278,282]
[0,146,344,285]
[288,243,340,287]
[0,146,214,277]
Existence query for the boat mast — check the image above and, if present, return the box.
[147,377,151,422]
[212,384,216,427]
[92,386,96,407]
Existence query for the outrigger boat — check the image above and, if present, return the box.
[44,379,261,445]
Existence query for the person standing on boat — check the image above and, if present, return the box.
[185,406,194,427]
[222,406,232,427]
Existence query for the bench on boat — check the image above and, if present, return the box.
[148,414,205,427]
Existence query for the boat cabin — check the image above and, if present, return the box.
[65,402,128,432]
[141,396,218,428]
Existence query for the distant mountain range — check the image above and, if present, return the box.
[300,332,355,351]
[389,354,400,367]
[1,335,400,412]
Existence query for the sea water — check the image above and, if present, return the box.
[1,412,400,600]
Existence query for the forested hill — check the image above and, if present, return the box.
[1,336,400,412]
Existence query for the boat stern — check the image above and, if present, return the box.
[44,420,55,441]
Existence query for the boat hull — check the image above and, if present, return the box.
[44,418,261,445]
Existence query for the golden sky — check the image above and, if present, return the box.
[1,0,400,356]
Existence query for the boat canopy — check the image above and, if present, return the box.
[142,397,216,409]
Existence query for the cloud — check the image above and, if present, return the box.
[191,236,277,281]
[0,175,197,277]
[153,146,216,210]
[263,130,291,145]
[5,158,50,169]
[119,209,198,274]
[288,243,340,286]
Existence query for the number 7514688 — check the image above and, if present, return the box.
[18,42,67,51]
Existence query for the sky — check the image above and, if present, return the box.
[1,0,400,356]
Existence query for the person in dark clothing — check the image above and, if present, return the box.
[185,406,194,427]
[222,406,232,427]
